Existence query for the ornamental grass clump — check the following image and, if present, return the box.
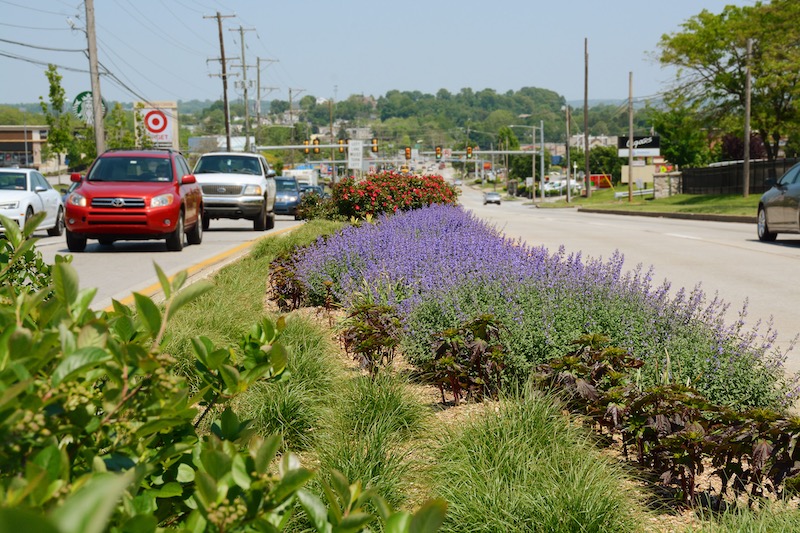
[289,205,794,410]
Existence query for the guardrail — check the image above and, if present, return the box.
[614,188,654,199]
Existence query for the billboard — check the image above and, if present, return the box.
[617,136,660,157]
[136,101,179,150]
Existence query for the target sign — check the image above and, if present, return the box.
[144,110,168,134]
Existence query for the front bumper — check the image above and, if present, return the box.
[202,195,265,219]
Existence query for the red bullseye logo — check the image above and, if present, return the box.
[144,110,168,134]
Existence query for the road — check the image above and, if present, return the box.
[34,216,303,310]
[455,178,800,375]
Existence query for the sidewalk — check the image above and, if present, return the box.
[578,207,756,224]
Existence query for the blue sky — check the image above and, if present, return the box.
[1,0,753,108]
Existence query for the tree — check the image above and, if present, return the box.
[589,145,623,184]
[39,65,82,167]
[105,103,136,149]
[650,94,714,168]
[658,1,800,160]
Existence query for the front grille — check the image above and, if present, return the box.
[91,197,146,208]
[201,184,243,195]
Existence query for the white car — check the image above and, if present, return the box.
[0,168,64,236]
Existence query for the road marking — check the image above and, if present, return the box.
[105,225,299,311]
[665,233,702,240]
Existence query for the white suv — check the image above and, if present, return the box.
[192,152,277,231]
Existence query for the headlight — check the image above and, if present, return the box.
[243,184,263,196]
[0,200,19,209]
[151,194,174,207]
[288,195,298,202]
[67,193,87,207]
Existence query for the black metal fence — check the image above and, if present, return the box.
[681,158,800,195]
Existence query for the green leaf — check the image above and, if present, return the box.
[52,263,80,305]
[231,454,251,490]
[154,262,172,300]
[156,481,184,498]
[219,364,242,393]
[0,508,60,533]
[200,449,231,481]
[193,471,218,508]
[50,470,136,533]
[218,407,242,441]
[409,499,447,533]
[167,280,213,319]
[177,463,196,483]
[254,435,281,476]
[384,512,411,533]
[134,292,163,337]
[271,467,314,504]
[296,489,331,533]
[51,347,111,386]
[32,445,65,482]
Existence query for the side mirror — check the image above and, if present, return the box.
[181,174,197,185]
[266,169,276,178]
[765,178,777,189]
[70,173,82,183]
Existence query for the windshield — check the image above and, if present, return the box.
[194,155,261,175]
[88,157,172,183]
[276,179,298,192]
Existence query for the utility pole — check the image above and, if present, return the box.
[204,12,235,151]
[256,57,278,132]
[231,26,255,151]
[84,0,105,153]
[288,88,305,165]
[743,38,752,198]
[565,105,571,203]
[584,38,591,198]
[628,72,634,202]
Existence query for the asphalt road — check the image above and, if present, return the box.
[456,179,800,376]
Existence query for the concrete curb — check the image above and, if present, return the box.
[578,208,756,224]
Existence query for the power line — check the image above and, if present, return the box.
[0,0,72,16]
[0,49,89,73]
[0,37,84,53]
[0,21,71,31]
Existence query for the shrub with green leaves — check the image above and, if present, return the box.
[0,215,445,532]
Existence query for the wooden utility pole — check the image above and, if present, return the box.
[584,38,591,198]
[231,26,255,151]
[204,12,235,151]
[628,72,634,202]
[743,38,752,198]
[256,57,278,134]
[84,0,105,153]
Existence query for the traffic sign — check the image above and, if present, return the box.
[348,140,364,170]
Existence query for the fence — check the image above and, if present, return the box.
[681,158,800,195]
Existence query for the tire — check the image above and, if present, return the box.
[47,207,65,237]
[166,211,185,251]
[254,201,268,231]
[266,211,275,230]
[187,210,203,245]
[66,230,87,252]
[202,213,210,231]
[24,207,34,229]
[757,207,777,242]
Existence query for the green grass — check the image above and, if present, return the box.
[538,187,760,216]
[689,502,800,532]
[426,386,645,533]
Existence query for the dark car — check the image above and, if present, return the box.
[758,162,800,242]
[299,185,328,198]
[274,176,301,218]
[64,149,203,252]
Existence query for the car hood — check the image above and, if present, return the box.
[77,181,176,197]
[0,190,33,201]
[194,172,264,185]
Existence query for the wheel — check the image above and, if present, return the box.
[24,207,34,229]
[254,201,268,231]
[47,207,65,237]
[266,211,275,230]
[202,213,210,231]
[65,230,87,252]
[757,207,777,242]
[166,211,185,251]
[187,210,203,245]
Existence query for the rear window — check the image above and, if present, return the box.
[0,172,26,190]
[89,157,172,183]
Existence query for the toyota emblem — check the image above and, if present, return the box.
[112,198,125,207]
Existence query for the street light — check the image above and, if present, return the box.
[509,123,545,203]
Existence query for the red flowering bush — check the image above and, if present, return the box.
[332,171,458,218]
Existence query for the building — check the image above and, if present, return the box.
[0,125,49,170]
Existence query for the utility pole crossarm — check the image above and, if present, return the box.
[204,12,236,151]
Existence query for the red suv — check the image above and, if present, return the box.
[64,149,203,252]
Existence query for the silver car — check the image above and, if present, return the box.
[757,162,800,242]
[483,191,501,205]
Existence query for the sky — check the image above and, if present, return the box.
[1,0,755,109]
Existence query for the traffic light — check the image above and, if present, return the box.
[303,140,310,154]
[371,138,379,153]
[338,139,346,153]
[312,138,320,154]
[466,146,473,159]
[404,146,411,160]
[435,146,442,160]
